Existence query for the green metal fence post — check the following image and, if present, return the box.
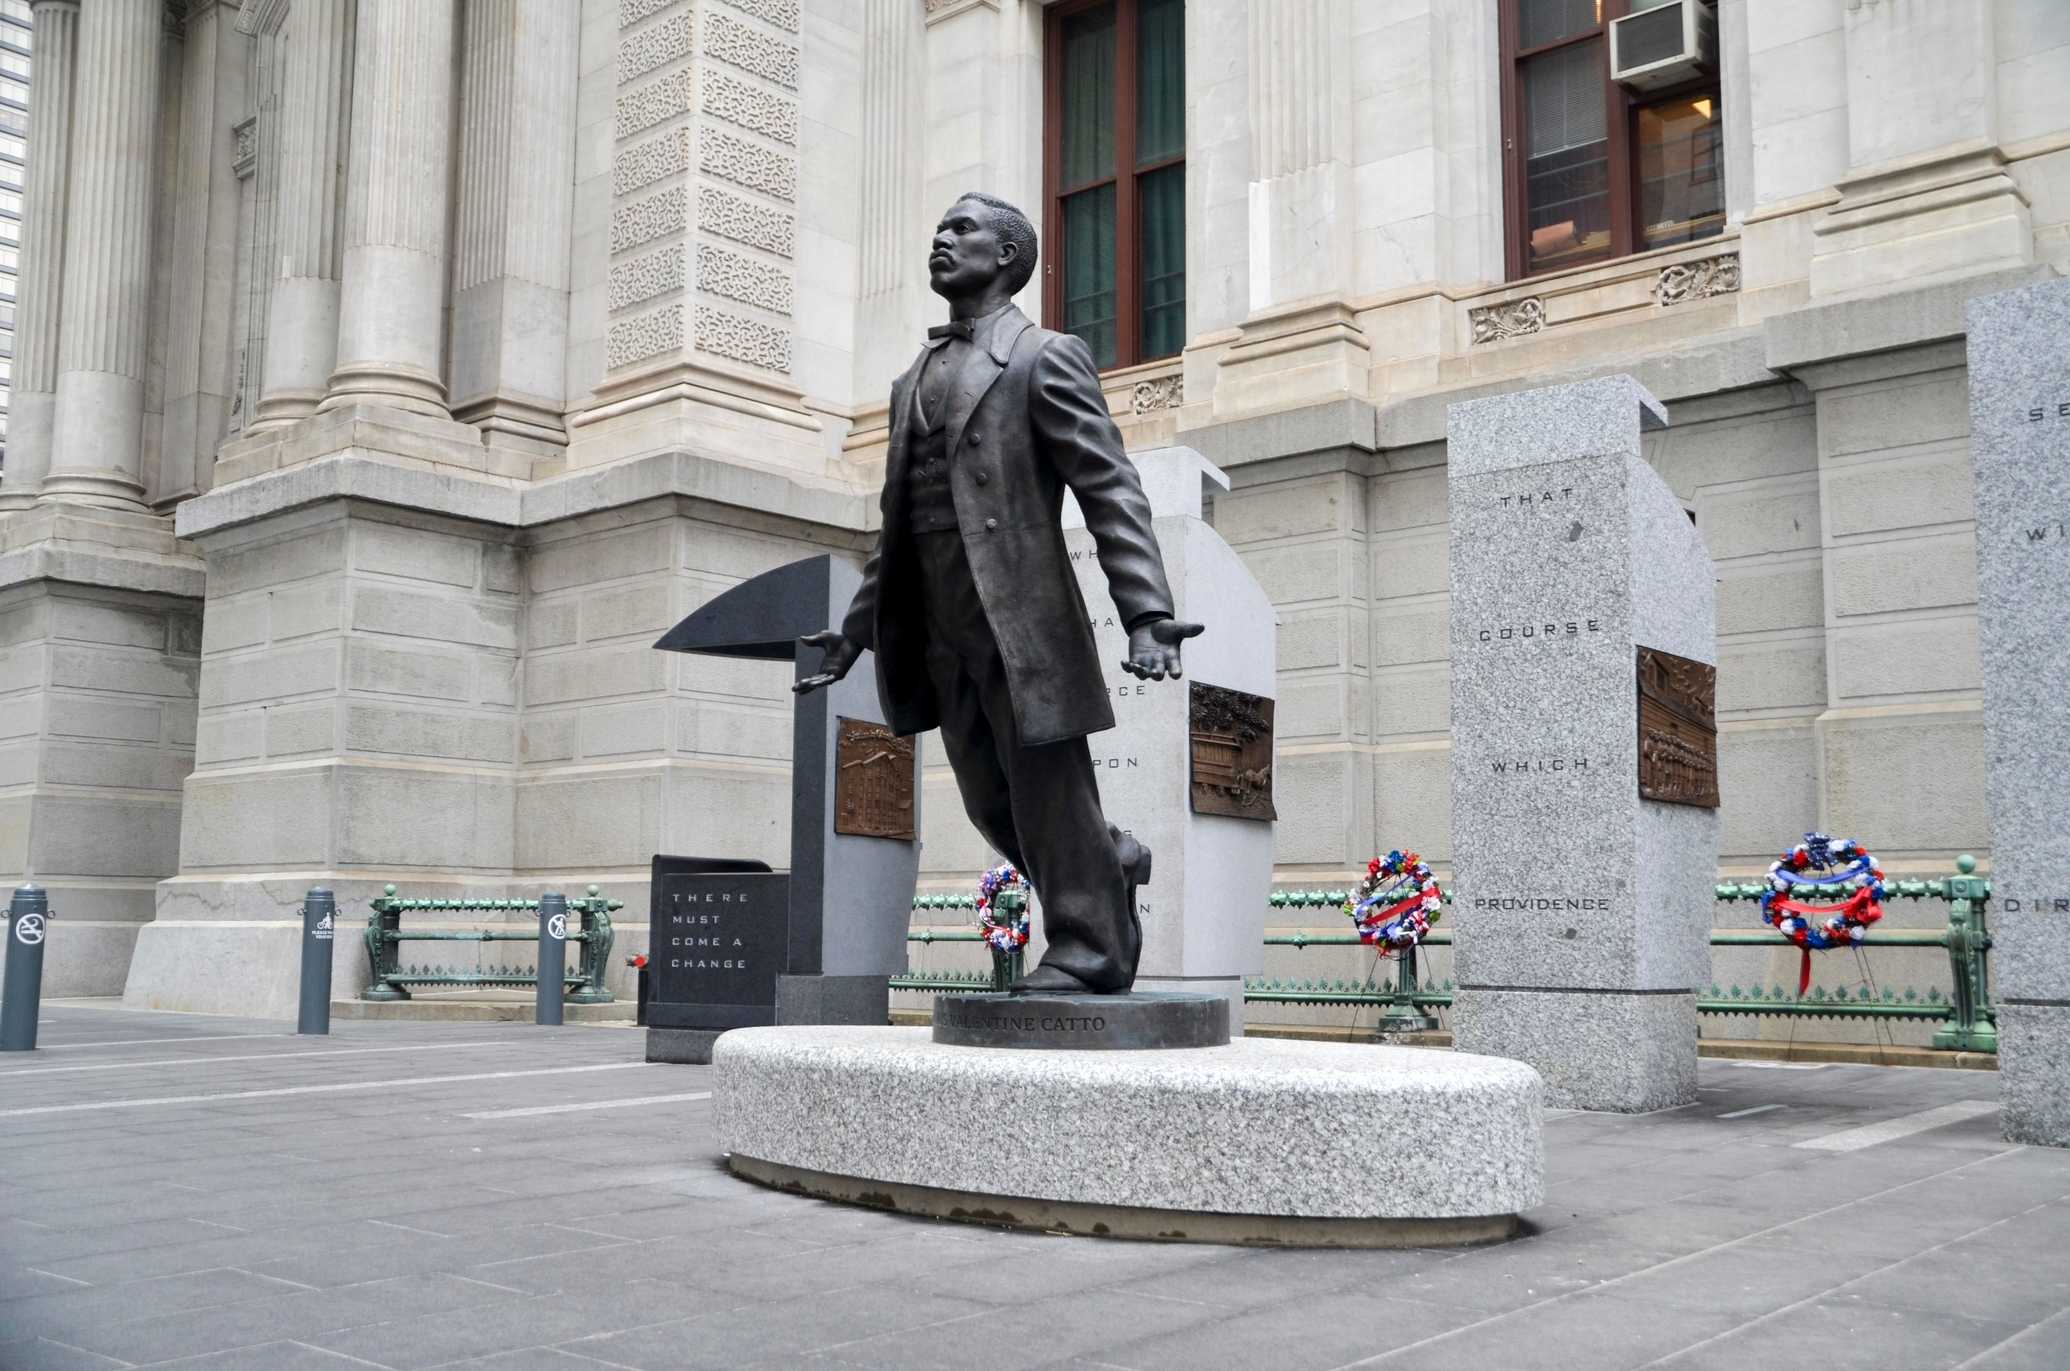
[988,886,1026,991]
[1934,854,1997,1052]
[567,884,617,1004]
[362,886,408,1000]
[1378,942,1439,1035]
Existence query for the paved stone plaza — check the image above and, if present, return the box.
[0,1005,2062,1370]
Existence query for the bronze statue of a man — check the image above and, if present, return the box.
[795,192,1200,995]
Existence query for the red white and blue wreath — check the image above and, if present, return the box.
[1343,849,1443,955]
[1761,831,1887,994]
[975,862,1030,955]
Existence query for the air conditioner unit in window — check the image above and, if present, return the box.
[1610,0,1717,93]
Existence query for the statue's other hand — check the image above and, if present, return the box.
[1120,618,1204,682]
[794,630,861,694]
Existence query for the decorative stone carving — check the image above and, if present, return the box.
[717,0,799,33]
[924,0,998,22]
[695,304,792,373]
[618,9,693,85]
[705,11,798,89]
[232,117,256,179]
[701,69,797,144]
[1653,253,1741,308]
[1131,375,1183,414]
[620,0,678,29]
[613,127,692,198]
[696,243,793,314]
[697,184,794,257]
[616,66,694,140]
[608,244,685,313]
[699,126,796,201]
[611,185,688,255]
[607,302,685,369]
[1469,297,1545,345]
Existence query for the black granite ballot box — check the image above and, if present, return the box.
[648,557,922,1064]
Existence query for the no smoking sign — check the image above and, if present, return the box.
[14,913,44,946]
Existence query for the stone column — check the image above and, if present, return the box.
[1966,281,2070,1148]
[1213,0,1367,418]
[248,0,354,431]
[448,0,578,460]
[1445,376,1720,1112]
[40,0,163,510]
[320,0,458,416]
[1810,0,2028,296]
[0,0,79,512]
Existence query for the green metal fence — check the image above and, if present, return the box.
[895,856,1996,1051]
[363,885,620,1004]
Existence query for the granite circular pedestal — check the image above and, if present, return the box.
[714,1026,1544,1247]
[931,990,1229,1049]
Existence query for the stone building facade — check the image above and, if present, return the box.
[0,0,2064,1015]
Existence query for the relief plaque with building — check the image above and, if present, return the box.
[833,718,917,840]
[1636,646,1719,808]
[1189,683,1276,821]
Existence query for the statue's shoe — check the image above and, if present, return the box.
[1009,963,1097,994]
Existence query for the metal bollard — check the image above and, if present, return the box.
[3,884,50,1051]
[298,888,336,1036]
[536,891,568,1025]
[628,954,650,1027]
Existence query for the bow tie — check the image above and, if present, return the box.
[927,320,976,343]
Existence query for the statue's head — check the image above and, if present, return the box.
[929,193,1039,302]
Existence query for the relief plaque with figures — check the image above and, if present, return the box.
[1189,683,1277,821]
[1636,647,1720,808]
[833,717,917,840]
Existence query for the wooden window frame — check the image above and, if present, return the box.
[1042,0,1185,370]
[1499,0,1722,282]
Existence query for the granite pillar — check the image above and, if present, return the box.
[41,0,162,510]
[1445,376,1719,1112]
[0,0,78,513]
[249,0,353,432]
[1965,280,2070,1148]
[449,0,578,466]
[320,0,458,417]
[1057,448,1277,1029]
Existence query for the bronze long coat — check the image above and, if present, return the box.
[840,306,1174,747]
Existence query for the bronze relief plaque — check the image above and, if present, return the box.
[1190,683,1277,821]
[1636,647,1720,808]
[834,717,916,840]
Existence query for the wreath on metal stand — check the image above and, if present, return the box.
[1343,850,1444,955]
[1761,832,1887,996]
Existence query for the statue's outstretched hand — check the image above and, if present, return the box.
[794,630,861,694]
[1121,618,1204,681]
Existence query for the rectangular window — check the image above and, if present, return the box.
[1501,0,1723,279]
[1044,0,1185,371]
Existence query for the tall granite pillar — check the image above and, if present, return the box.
[449,0,578,465]
[1446,376,1720,1112]
[248,0,353,432]
[40,0,162,510]
[1966,281,2070,1148]
[0,0,78,512]
[320,0,457,417]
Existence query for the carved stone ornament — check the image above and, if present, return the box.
[231,117,257,180]
[1470,297,1545,345]
[835,718,917,840]
[1654,253,1741,308]
[925,0,1000,22]
[1636,646,1720,808]
[1189,683,1277,821]
[1131,375,1183,415]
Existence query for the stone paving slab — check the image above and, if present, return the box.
[0,1003,2064,1370]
